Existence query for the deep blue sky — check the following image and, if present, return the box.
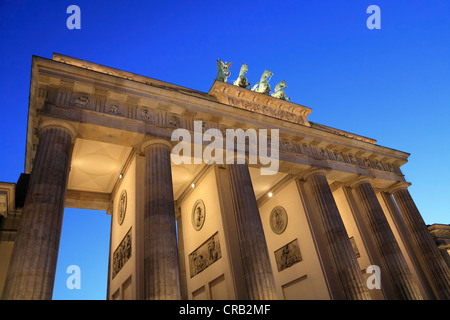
[1,1,449,299]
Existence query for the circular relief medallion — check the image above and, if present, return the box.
[270,206,288,235]
[192,200,206,231]
[117,190,127,225]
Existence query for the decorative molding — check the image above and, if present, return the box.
[226,95,309,126]
[191,199,206,231]
[117,189,127,226]
[71,93,91,109]
[270,206,288,235]
[166,114,181,128]
[59,79,75,92]
[136,105,158,123]
[46,83,404,177]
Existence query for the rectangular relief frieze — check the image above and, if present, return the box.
[112,227,132,279]
[188,232,222,278]
[274,239,302,272]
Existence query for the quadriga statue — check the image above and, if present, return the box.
[271,80,290,101]
[233,63,251,89]
[251,69,273,95]
[215,59,232,83]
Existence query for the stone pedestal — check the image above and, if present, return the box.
[352,179,422,300]
[305,170,371,300]
[2,120,75,300]
[142,139,181,300]
[392,186,450,299]
[227,163,277,300]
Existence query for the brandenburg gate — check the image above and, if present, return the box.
[0,54,449,300]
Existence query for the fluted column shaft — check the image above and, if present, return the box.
[392,187,450,299]
[2,121,74,300]
[353,180,422,299]
[227,163,276,300]
[143,140,180,300]
[305,172,371,300]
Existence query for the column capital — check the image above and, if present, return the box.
[140,138,173,153]
[387,182,411,194]
[38,119,77,141]
[300,168,329,181]
[347,176,373,189]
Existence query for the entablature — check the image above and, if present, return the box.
[26,55,410,186]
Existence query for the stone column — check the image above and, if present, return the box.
[351,179,423,299]
[142,139,180,300]
[227,163,277,300]
[391,185,450,299]
[2,120,76,300]
[304,170,371,300]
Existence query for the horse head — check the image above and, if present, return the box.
[240,63,248,75]
[260,70,273,82]
[276,80,287,90]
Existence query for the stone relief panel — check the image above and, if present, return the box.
[226,96,307,126]
[274,239,302,272]
[292,140,401,175]
[166,114,181,128]
[191,199,206,231]
[105,101,125,117]
[189,232,222,278]
[71,93,91,109]
[318,147,328,160]
[334,151,345,163]
[347,153,359,165]
[112,227,132,279]
[300,143,313,157]
[136,106,156,122]
[270,206,288,235]
[280,138,296,153]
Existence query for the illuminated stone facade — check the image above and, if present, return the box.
[0,54,449,300]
